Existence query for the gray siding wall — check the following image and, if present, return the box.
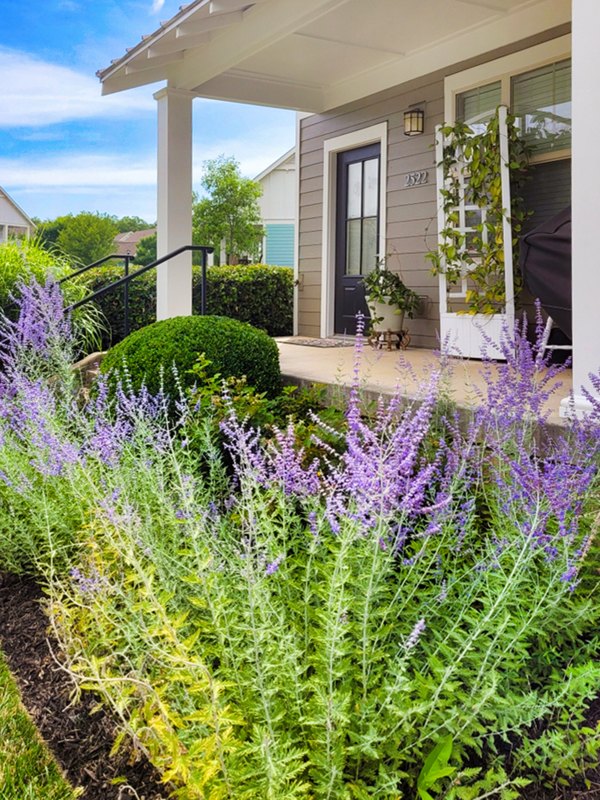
[296,25,570,347]
[298,76,443,347]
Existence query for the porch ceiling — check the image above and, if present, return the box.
[98,0,570,111]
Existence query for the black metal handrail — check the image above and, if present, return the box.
[60,252,135,336]
[63,245,213,338]
[57,252,134,284]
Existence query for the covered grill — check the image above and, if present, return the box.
[519,206,572,340]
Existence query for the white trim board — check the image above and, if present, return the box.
[320,122,388,338]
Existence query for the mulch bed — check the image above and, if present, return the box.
[0,571,599,799]
[0,573,168,800]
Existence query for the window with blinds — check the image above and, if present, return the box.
[512,59,571,155]
[456,81,501,133]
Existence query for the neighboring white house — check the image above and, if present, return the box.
[0,186,35,244]
[96,0,599,417]
[254,148,296,267]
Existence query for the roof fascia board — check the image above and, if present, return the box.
[254,147,296,181]
[322,0,571,111]
[0,186,35,228]
[177,9,244,34]
[99,0,211,84]
[209,0,250,11]
[127,51,185,73]
[148,31,211,58]
[170,0,353,92]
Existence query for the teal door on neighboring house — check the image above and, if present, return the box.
[264,223,295,266]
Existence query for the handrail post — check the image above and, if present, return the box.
[201,248,208,315]
[124,254,131,338]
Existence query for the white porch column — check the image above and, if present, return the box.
[154,86,194,320]
[560,0,600,417]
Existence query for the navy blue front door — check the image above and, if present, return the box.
[334,143,380,334]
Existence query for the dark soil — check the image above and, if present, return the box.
[0,573,168,800]
[0,572,599,799]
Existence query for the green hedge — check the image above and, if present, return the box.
[193,265,293,337]
[100,315,281,400]
[76,263,293,349]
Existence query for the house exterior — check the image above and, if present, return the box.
[113,228,157,257]
[97,0,598,417]
[254,148,296,267]
[0,186,35,243]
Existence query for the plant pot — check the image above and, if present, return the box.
[367,297,405,332]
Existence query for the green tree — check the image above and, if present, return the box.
[193,156,264,265]
[34,215,72,251]
[113,215,153,233]
[134,232,157,266]
[57,212,119,266]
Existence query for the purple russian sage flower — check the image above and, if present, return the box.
[405,618,426,652]
[5,373,80,477]
[70,565,106,596]
[266,422,321,496]
[323,364,446,534]
[0,279,72,374]
[487,422,598,560]
[219,392,268,485]
[265,555,284,576]
[476,303,569,437]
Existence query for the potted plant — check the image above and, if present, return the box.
[362,260,420,334]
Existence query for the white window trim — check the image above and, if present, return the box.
[320,122,388,338]
[445,34,571,163]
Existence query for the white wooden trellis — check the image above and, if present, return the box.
[435,105,515,359]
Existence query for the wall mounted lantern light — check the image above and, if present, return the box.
[403,107,425,136]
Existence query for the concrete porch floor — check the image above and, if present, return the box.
[276,338,573,427]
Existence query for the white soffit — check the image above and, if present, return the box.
[98,0,571,112]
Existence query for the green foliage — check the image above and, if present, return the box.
[192,264,293,337]
[193,156,264,265]
[0,239,104,353]
[100,314,281,399]
[2,287,600,799]
[427,109,529,314]
[75,262,293,347]
[187,355,347,467]
[134,232,157,266]
[34,215,72,251]
[0,654,79,799]
[362,258,420,316]
[112,215,153,233]
[56,212,118,266]
[0,238,71,310]
[417,736,455,800]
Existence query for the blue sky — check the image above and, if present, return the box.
[0,0,296,223]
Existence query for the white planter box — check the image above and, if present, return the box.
[440,312,509,360]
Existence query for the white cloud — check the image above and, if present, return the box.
[0,152,157,189]
[151,0,166,12]
[0,47,155,127]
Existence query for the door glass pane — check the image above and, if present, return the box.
[347,161,362,219]
[346,218,361,275]
[456,81,502,133]
[363,158,379,217]
[361,217,377,276]
[512,59,571,154]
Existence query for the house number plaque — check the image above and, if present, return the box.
[404,170,428,187]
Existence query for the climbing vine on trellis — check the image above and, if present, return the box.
[427,109,530,314]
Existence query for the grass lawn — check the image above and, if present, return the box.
[0,652,78,800]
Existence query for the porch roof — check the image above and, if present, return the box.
[98,0,570,112]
